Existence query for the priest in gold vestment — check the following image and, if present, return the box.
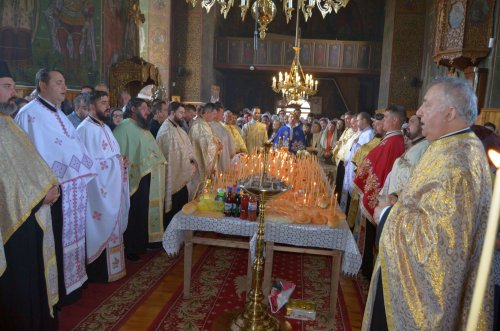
[0,61,59,329]
[241,107,268,153]
[363,78,493,331]
[223,110,247,154]
[189,103,221,186]
[156,102,196,228]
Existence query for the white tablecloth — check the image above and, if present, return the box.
[162,213,362,276]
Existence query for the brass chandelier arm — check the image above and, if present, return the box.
[187,0,350,38]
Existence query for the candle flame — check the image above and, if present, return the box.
[488,150,500,169]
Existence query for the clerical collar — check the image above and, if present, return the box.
[411,136,426,145]
[88,115,103,126]
[438,127,471,140]
[168,118,178,127]
[37,96,58,113]
[383,130,402,140]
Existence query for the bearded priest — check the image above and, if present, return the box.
[113,98,167,262]
[76,91,130,282]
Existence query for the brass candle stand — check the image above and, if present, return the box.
[212,143,291,331]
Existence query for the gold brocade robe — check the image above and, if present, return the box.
[156,119,196,213]
[210,121,235,173]
[241,120,268,153]
[0,114,59,316]
[351,137,381,166]
[333,128,355,165]
[189,118,219,181]
[362,131,493,331]
[223,123,248,154]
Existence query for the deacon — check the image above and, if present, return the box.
[76,91,130,282]
[189,102,221,183]
[272,113,307,153]
[16,68,96,305]
[211,102,235,172]
[0,60,59,330]
[113,98,167,261]
[156,102,196,229]
[363,78,493,331]
[242,106,268,153]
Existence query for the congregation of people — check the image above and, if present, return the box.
[2,56,500,330]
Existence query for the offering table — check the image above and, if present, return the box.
[162,212,362,319]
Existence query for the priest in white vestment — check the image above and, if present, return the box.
[340,113,374,212]
[76,91,129,282]
[15,68,96,305]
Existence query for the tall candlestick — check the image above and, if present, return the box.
[466,150,500,330]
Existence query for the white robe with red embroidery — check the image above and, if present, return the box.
[15,98,96,294]
[76,117,129,281]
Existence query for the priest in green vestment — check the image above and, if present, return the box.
[113,98,167,261]
[362,78,493,331]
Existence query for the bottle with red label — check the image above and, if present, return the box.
[248,195,258,221]
[240,191,249,220]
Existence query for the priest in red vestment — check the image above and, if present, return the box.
[352,106,406,277]
[353,106,406,222]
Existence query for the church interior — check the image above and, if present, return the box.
[1,0,500,330]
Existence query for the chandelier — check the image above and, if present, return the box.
[271,6,317,103]
[186,0,350,39]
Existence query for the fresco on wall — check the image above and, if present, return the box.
[0,0,127,88]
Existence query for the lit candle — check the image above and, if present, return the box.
[279,72,283,82]
[315,80,318,89]
[241,0,246,6]
[288,0,293,8]
[272,76,276,88]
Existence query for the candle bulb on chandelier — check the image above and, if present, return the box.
[272,76,276,88]
[241,0,246,6]
[315,80,318,90]
[288,0,293,8]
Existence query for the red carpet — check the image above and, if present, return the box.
[151,248,365,331]
[59,249,182,331]
[58,247,367,330]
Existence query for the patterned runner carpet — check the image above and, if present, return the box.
[59,247,368,330]
[151,247,367,331]
[59,249,182,330]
